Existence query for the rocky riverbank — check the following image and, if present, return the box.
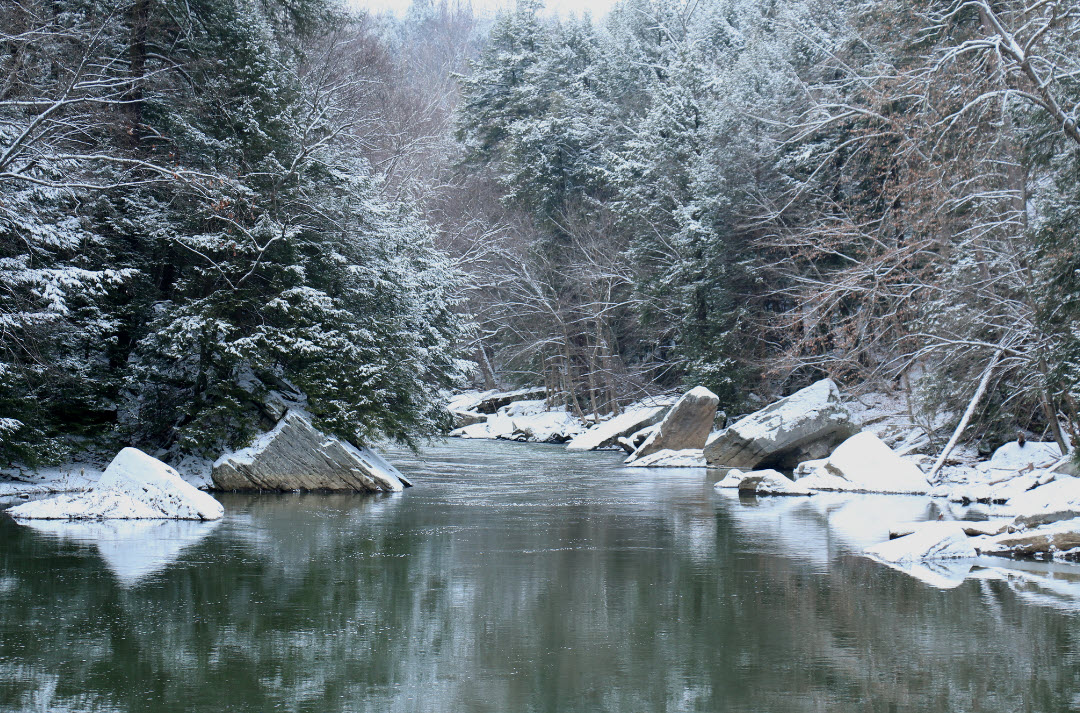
[446,380,1080,575]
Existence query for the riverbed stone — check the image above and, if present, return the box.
[625,387,719,463]
[212,411,408,492]
[704,379,856,470]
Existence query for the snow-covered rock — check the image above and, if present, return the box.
[470,387,548,414]
[865,522,976,562]
[6,448,224,521]
[507,411,585,443]
[566,403,671,452]
[736,469,813,496]
[713,469,745,489]
[450,410,487,429]
[212,411,407,492]
[624,449,707,468]
[626,387,718,464]
[704,379,856,470]
[798,432,931,494]
[618,425,657,454]
[449,399,587,443]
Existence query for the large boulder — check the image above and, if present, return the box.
[797,432,931,494]
[212,411,408,493]
[566,402,671,452]
[6,448,224,520]
[625,387,719,464]
[704,379,856,470]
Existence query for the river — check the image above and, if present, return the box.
[2,439,1080,712]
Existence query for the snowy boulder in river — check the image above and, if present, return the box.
[212,410,408,492]
[704,379,856,470]
[6,448,224,521]
[735,469,813,496]
[626,387,719,464]
[865,523,976,562]
[567,401,672,452]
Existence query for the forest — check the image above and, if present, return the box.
[3,0,1080,466]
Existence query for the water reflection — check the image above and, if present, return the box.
[0,440,1079,712]
[21,519,220,587]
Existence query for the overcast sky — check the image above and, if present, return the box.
[349,0,620,18]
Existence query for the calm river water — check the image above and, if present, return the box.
[3,439,1080,712]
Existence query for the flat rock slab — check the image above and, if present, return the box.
[704,379,856,470]
[6,448,224,521]
[212,411,407,493]
[626,387,718,463]
[567,403,671,452]
[624,448,706,468]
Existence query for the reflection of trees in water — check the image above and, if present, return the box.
[2,483,1080,712]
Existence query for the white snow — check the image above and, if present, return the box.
[6,448,224,521]
[986,441,1062,473]
[798,432,931,494]
[1003,476,1080,521]
[864,522,977,562]
[624,448,706,468]
[449,401,585,443]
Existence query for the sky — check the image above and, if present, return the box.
[349,0,620,18]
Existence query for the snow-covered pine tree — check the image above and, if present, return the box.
[0,0,467,464]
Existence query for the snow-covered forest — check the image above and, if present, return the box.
[3,0,1080,466]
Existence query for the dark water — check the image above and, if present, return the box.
[3,440,1080,712]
